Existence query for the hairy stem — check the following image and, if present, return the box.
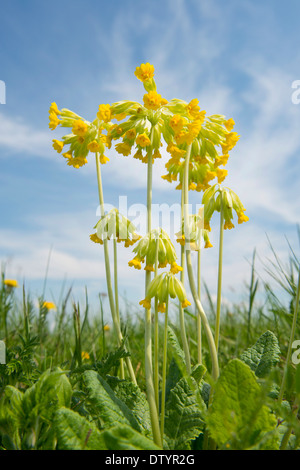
[95,153,136,385]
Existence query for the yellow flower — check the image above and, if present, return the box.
[134,63,155,82]
[224,118,235,131]
[97,104,112,123]
[143,90,162,110]
[204,240,213,248]
[52,139,64,153]
[104,324,110,331]
[170,262,183,274]
[128,257,142,270]
[186,98,200,119]
[115,142,132,156]
[139,298,151,310]
[81,351,90,361]
[49,102,60,115]
[90,233,103,244]
[42,301,57,310]
[144,264,154,272]
[87,140,102,153]
[169,114,185,133]
[158,303,166,313]
[215,168,228,183]
[136,133,151,148]
[4,279,18,288]
[100,155,110,164]
[237,211,249,224]
[125,128,137,140]
[224,220,235,230]
[49,112,60,130]
[72,119,88,137]
[181,299,191,309]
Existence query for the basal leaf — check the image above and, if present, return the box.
[206,359,279,449]
[102,424,160,450]
[164,377,205,450]
[240,331,281,377]
[54,407,107,450]
[83,370,141,432]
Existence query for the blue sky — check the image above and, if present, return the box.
[1,0,300,317]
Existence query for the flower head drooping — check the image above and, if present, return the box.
[129,228,179,272]
[90,209,140,247]
[202,184,249,231]
[139,271,191,311]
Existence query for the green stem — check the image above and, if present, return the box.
[179,187,192,374]
[278,264,300,404]
[160,285,169,439]
[95,153,137,385]
[183,145,219,382]
[197,246,202,364]
[215,196,224,352]
[113,238,125,380]
[144,149,162,448]
[154,235,160,410]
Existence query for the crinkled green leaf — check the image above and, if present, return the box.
[207,359,279,449]
[83,370,141,432]
[54,407,107,450]
[164,377,205,450]
[240,331,281,377]
[102,425,160,450]
[111,380,152,437]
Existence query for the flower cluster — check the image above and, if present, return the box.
[128,228,182,273]
[176,213,213,249]
[139,271,191,313]
[90,208,141,247]
[202,184,249,231]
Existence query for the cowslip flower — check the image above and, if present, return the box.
[91,209,140,246]
[134,63,155,82]
[97,104,112,123]
[139,271,191,311]
[143,90,163,110]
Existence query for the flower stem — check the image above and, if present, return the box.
[214,196,224,352]
[154,235,160,410]
[183,145,219,382]
[197,247,202,364]
[95,153,136,385]
[144,149,162,448]
[278,264,300,405]
[160,283,169,438]
[113,238,125,380]
[179,188,191,374]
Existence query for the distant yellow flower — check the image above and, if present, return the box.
[215,168,228,183]
[43,301,56,310]
[4,279,18,288]
[143,90,162,110]
[104,324,110,331]
[128,257,142,270]
[97,104,112,123]
[158,303,166,313]
[72,119,88,137]
[81,351,90,361]
[90,233,103,244]
[134,63,155,82]
[136,133,151,148]
[144,264,154,272]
